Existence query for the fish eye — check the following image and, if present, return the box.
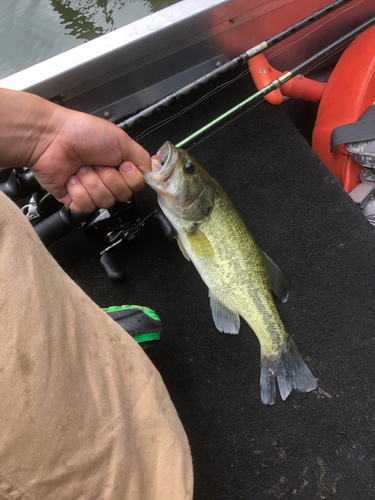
[184,162,195,174]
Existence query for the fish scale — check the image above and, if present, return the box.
[143,141,317,404]
[187,194,285,352]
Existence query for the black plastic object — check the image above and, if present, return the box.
[32,191,63,216]
[99,209,176,281]
[32,199,175,281]
[153,210,177,240]
[99,252,125,281]
[0,168,40,200]
[34,205,92,245]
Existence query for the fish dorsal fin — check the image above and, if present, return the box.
[261,250,289,303]
[186,227,215,260]
[176,236,190,261]
[209,290,240,334]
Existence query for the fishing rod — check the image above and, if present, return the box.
[175,15,375,149]
[117,0,355,130]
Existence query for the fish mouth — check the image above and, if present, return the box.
[142,141,178,190]
[152,141,173,176]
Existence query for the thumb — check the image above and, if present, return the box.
[117,129,151,173]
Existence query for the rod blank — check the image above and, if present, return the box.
[175,15,375,149]
[117,0,355,130]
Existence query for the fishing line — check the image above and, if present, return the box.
[261,0,366,66]
[289,18,374,77]
[185,26,369,153]
[134,32,345,144]
[134,69,251,142]
[184,99,266,153]
[251,0,366,65]
[175,15,375,149]
[139,13,369,150]
[133,0,367,143]
[118,0,358,132]
[184,51,339,153]
[134,29,329,143]
[264,0,367,69]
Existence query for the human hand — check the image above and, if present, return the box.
[0,89,151,212]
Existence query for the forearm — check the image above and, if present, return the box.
[0,88,69,169]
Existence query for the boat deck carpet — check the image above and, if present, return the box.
[47,71,375,499]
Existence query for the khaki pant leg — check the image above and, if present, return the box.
[0,192,193,500]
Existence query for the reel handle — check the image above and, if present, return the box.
[99,252,125,281]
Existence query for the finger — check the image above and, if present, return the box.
[76,165,116,209]
[119,161,145,192]
[64,175,97,213]
[93,165,133,201]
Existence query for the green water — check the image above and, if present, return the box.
[0,0,180,79]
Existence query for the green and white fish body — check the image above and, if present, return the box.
[143,141,317,405]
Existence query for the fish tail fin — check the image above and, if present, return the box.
[260,339,318,405]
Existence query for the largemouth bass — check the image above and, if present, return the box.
[143,141,317,405]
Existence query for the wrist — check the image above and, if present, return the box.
[0,88,69,169]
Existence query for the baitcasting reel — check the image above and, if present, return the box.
[0,168,176,281]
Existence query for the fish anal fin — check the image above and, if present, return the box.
[260,339,318,405]
[261,250,289,303]
[186,228,215,260]
[209,290,240,334]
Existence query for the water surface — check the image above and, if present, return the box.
[0,0,180,79]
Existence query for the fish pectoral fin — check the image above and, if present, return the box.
[186,228,215,260]
[176,236,190,261]
[261,250,289,303]
[209,290,240,334]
